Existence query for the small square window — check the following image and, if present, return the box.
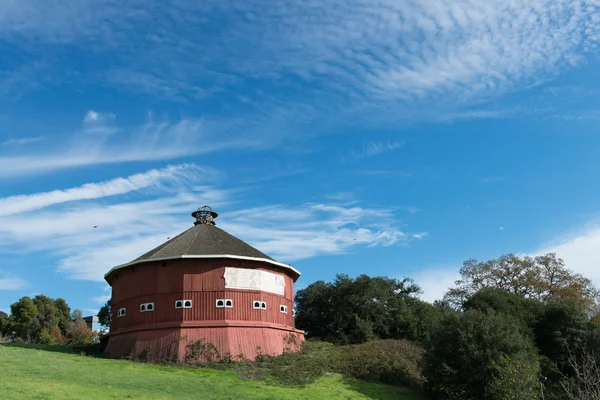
[140,304,146,312]
[225,299,233,308]
[261,301,267,309]
[175,300,183,309]
[146,303,154,312]
[118,308,126,317]
[216,299,225,308]
[253,301,261,309]
[280,305,288,314]
[183,300,193,309]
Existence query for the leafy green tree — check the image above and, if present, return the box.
[295,274,427,344]
[98,300,111,329]
[54,298,71,335]
[8,297,38,342]
[487,355,542,400]
[424,309,538,400]
[0,311,8,338]
[535,300,590,383]
[445,253,598,308]
[463,287,544,331]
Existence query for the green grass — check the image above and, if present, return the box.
[0,344,424,400]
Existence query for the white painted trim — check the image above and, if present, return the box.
[104,254,300,282]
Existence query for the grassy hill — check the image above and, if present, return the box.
[0,344,424,400]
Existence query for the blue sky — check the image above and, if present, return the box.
[1,0,600,317]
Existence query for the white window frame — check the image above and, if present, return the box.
[261,301,267,310]
[140,304,146,312]
[216,299,225,308]
[118,308,126,317]
[175,300,193,309]
[253,300,262,309]
[146,302,155,312]
[225,299,233,308]
[280,305,288,314]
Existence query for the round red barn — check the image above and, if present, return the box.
[104,206,305,361]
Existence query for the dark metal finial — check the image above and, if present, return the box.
[192,205,218,225]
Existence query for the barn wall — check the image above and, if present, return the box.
[108,258,303,360]
[106,327,304,362]
[110,258,297,333]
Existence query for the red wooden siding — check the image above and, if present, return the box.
[107,258,304,361]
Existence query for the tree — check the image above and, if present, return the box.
[65,319,95,345]
[98,300,111,329]
[535,300,590,384]
[71,309,83,321]
[487,355,542,400]
[444,253,598,308]
[463,287,544,330]
[54,298,71,335]
[559,344,600,400]
[424,309,539,400]
[295,274,426,344]
[8,297,38,342]
[0,311,8,338]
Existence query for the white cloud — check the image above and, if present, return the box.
[221,203,416,261]
[348,141,405,161]
[0,272,27,291]
[84,110,113,123]
[0,117,257,178]
[414,223,600,303]
[91,294,110,305]
[1,136,44,147]
[0,170,421,281]
[414,267,461,304]
[535,225,600,286]
[1,0,599,125]
[0,164,209,217]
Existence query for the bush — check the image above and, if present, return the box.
[424,309,538,400]
[234,339,425,387]
[487,355,542,400]
[64,320,95,345]
[332,339,425,388]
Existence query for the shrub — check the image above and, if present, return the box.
[185,339,222,363]
[486,355,542,400]
[65,320,95,345]
[332,339,425,388]
[424,309,538,400]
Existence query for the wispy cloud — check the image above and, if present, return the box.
[84,110,114,123]
[0,164,209,217]
[91,287,111,305]
[222,203,422,261]
[353,170,413,178]
[0,114,259,178]
[1,0,599,127]
[0,168,423,282]
[1,137,44,147]
[0,272,28,291]
[413,221,600,303]
[534,224,600,286]
[347,141,404,161]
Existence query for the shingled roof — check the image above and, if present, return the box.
[134,223,274,262]
[104,206,300,283]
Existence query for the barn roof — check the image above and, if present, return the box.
[104,206,300,284]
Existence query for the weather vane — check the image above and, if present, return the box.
[191,205,219,225]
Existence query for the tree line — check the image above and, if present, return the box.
[295,253,600,400]
[0,295,95,345]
